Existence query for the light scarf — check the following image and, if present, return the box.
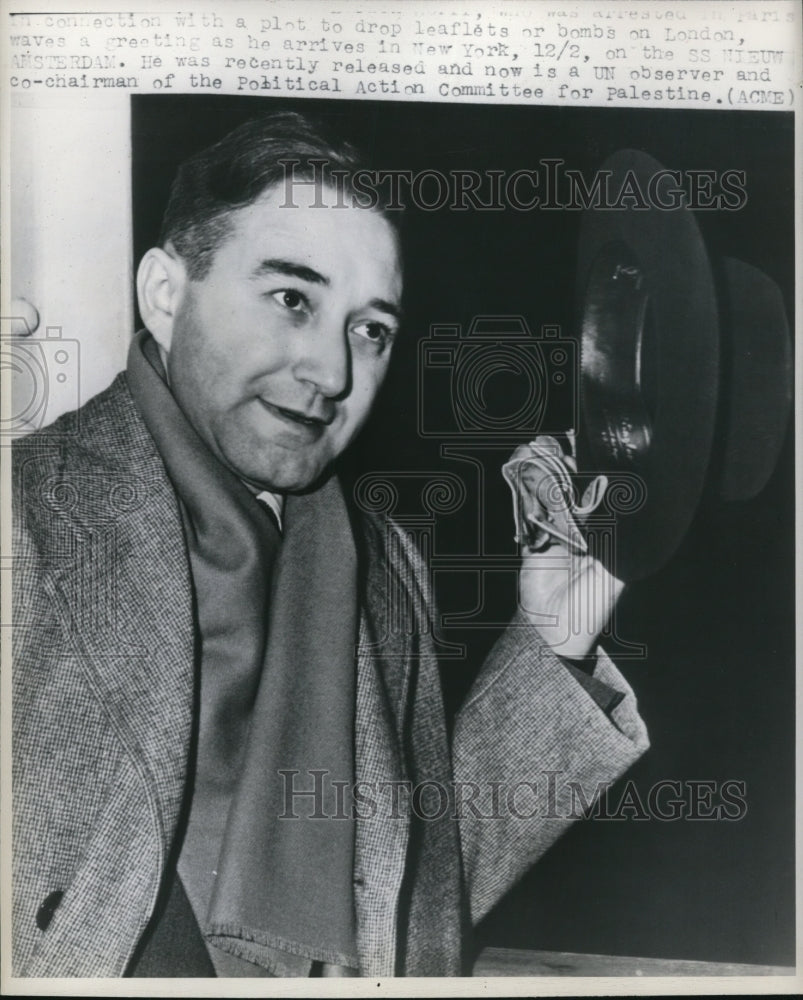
[127,330,359,976]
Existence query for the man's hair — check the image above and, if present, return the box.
[158,111,398,280]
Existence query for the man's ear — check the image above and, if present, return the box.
[136,247,188,353]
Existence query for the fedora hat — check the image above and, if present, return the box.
[575,150,791,582]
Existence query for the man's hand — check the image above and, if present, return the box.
[502,435,623,661]
[518,540,624,661]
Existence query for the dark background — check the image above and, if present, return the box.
[132,96,795,967]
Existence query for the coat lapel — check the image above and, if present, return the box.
[23,376,197,973]
[353,513,465,977]
[44,468,195,845]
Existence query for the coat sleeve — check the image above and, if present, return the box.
[452,608,649,924]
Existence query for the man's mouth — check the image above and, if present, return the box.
[258,398,333,429]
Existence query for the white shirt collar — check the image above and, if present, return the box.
[255,491,284,531]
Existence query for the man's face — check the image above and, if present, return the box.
[162,183,403,492]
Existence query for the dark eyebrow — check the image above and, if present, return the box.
[252,259,402,322]
[251,258,330,286]
[369,298,403,323]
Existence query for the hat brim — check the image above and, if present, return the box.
[576,150,719,582]
[713,257,792,502]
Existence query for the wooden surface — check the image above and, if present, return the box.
[473,947,795,977]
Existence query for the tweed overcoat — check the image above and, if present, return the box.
[11,374,649,977]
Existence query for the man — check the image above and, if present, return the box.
[11,112,648,978]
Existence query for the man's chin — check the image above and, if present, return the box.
[236,457,333,496]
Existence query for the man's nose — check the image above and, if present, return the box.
[293,322,351,399]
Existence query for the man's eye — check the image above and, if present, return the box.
[271,289,307,311]
[352,321,394,349]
